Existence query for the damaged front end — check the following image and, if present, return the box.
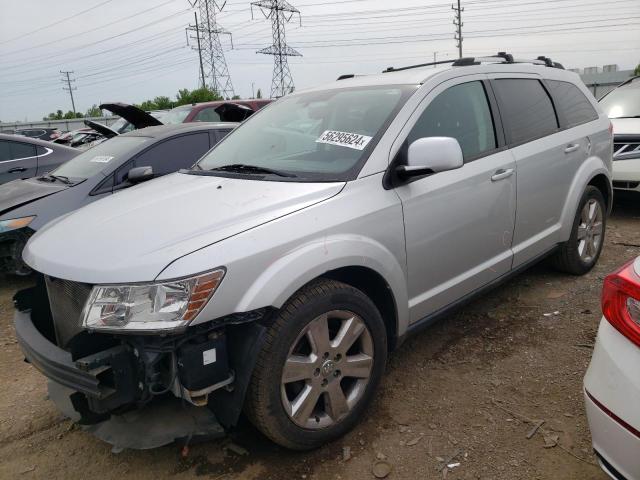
[13,275,267,449]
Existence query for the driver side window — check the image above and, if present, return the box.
[408,81,497,162]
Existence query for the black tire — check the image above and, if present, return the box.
[244,278,387,450]
[551,185,606,275]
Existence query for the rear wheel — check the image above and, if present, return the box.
[552,186,606,275]
[245,279,387,450]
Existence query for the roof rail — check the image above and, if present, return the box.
[382,59,456,73]
[337,74,355,80]
[451,52,564,69]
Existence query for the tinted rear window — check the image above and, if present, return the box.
[547,80,598,128]
[493,79,559,145]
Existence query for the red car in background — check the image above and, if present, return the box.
[162,99,272,124]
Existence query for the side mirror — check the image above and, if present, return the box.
[396,137,464,180]
[127,166,154,184]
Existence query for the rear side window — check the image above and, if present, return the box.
[493,79,558,145]
[408,81,497,161]
[9,141,36,160]
[133,132,210,175]
[547,80,599,128]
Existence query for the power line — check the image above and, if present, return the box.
[251,0,302,98]
[0,0,115,46]
[60,71,77,115]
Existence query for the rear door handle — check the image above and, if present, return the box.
[491,168,514,182]
[564,144,580,154]
[8,167,27,173]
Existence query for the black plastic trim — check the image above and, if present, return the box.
[594,450,628,480]
[14,309,109,399]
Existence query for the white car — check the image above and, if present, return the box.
[584,257,640,480]
[599,77,640,194]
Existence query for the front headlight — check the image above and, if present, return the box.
[82,269,225,332]
[0,216,35,234]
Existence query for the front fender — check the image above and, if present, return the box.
[559,155,611,241]
[234,234,409,334]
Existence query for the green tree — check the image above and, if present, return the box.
[153,96,174,109]
[256,88,262,99]
[231,95,241,100]
[175,86,222,106]
[86,104,102,117]
[634,63,640,77]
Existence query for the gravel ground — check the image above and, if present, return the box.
[0,195,638,480]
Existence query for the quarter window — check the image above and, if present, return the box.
[547,80,599,128]
[493,79,559,145]
[0,141,10,161]
[407,81,497,161]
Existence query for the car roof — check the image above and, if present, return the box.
[120,121,239,139]
[0,133,77,151]
[296,62,580,93]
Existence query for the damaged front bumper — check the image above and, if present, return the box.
[13,281,267,448]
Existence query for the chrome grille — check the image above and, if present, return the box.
[614,135,640,161]
[45,276,93,348]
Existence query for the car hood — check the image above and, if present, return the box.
[100,102,163,129]
[0,178,68,218]
[611,117,640,135]
[24,173,345,284]
[84,119,118,138]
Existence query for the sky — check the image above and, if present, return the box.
[1,0,639,122]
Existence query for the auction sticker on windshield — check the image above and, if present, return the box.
[90,155,114,163]
[316,130,372,151]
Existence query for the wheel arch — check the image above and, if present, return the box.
[559,158,612,240]
[323,266,399,351]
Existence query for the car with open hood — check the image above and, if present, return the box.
[13,53,612,451]
[0,122,235,275]
[0,133,78,186]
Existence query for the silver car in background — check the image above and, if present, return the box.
[14,54,612,451]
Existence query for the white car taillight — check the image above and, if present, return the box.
[602,259,640,347]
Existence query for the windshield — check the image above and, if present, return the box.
[163,106,192,124]
[52,136,148,180]
[599,80,640,118]
[195,86,414,181]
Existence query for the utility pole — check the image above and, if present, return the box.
[452,0,463,59]
[187,0,234,98]
[251,0,302,98]
[60,70,77,115]
[187,12,207,88]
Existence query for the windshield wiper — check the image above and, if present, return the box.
[39,173,73,185]
[208,163,297,178]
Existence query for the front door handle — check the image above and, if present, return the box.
[564,144,580,154]
[8,167,27,173]
[491,168,514,182]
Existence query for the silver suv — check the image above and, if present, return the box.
[14,54,612,451]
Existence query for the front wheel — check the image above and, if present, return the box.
[551,185,606,275]
[245,279,387,450]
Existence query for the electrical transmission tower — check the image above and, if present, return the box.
[251,0,301,98]
[452,0,463,59]
[60,70,77,115]
[187,0,235,98]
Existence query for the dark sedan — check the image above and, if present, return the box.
[0,122,235,275]
[0,134,78,186]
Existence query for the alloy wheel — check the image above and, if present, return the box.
[577,198,603,263]
[280,310,374,429]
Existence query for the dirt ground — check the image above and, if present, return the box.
[1,196,638,480]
